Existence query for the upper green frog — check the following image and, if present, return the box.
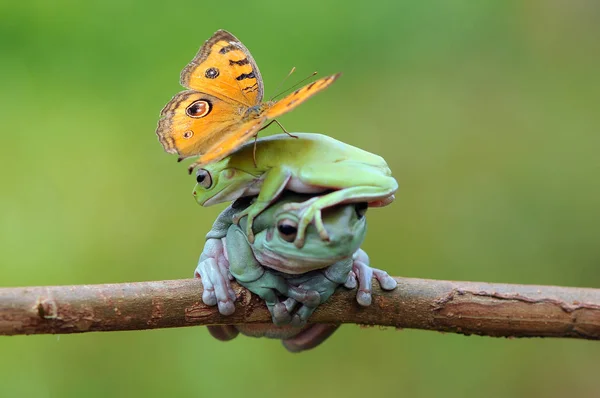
[192,133,398,247]
[196,191,397,352]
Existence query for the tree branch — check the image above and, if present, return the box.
[1,278,599,339]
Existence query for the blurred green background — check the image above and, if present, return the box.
[1,0,599,397]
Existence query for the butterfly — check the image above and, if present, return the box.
[156,29,341,173]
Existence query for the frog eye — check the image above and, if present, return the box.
[355,202,368,219]
[277,219,298,242]
[196,169,212,188]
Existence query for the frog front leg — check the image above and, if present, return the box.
[194,238,237,316]
[232,166,292,243]
[284,162,398,247]
[345,248,397,306]
[225,224,320,325]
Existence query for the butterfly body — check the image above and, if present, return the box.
[156,30,340,169]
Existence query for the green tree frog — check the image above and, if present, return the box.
[195,192,397,352]
[192,133,398,247]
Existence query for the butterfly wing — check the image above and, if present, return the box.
[156,90,247,159]
[264,73,341,119]
[180,30,264,107]
[190,117,264,168]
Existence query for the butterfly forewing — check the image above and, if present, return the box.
[264,73,341,119]
[179,30,264,106]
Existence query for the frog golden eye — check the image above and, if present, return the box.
[277,219,298,242]
[355,202,368,219]
[185,100,211,118]
[196,169,212,188]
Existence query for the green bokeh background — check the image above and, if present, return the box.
[1,1,599,397]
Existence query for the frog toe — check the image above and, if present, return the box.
[356,289,372,307]
[202,289,217,306]
[232,208,249,224]
[217,299,236,316]
[344,271,358,289]
[374,269,398,291]
[291,306,315,326]
[272,303,292,325]
[287,286,320,307]
[313,211,330,241]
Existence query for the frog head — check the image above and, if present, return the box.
[251,197,368,274]
[192,160,259,206]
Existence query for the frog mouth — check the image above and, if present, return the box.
[202,185,252,206]
[253,248,348,275]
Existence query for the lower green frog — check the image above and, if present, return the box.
[195,192,397,352]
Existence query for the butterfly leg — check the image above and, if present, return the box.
[187,160,203,175]
[258,120,276,132]
[252,134,258,167]
[258,119,298,139]
[274,120,298,139]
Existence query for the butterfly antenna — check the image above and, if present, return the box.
[270,71,318,101]
[268,67,296,102]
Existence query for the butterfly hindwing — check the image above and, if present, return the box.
[191,118,264,168]
[179,30,264,106]
[156,91,244,158]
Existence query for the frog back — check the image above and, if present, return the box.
[233,133,390,171]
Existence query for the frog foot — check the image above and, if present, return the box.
[279,298,316,327]
[271,303,292,326]
[194,239,237,316]
[282,324,340,353]
[207,325,239,342]
[282,198,330,247]
[232,207,259,243]
[350,249,397,307]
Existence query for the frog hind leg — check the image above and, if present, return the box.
[207,325,239,341]
[281,324,340,353]
[283,163,398,247]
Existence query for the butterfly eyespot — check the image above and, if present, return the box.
[277,219,298,242]
[196,169,212,188]
[185,100,211,118]
[183,131,194,139]
[205,67,220,79]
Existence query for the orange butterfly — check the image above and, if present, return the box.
[156,30,341,173]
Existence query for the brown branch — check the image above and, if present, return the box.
[1,278,599,339]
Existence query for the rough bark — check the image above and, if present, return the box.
[1,278,599,339]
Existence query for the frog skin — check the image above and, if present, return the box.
[192,133,398,248]
[195,192,397,352]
